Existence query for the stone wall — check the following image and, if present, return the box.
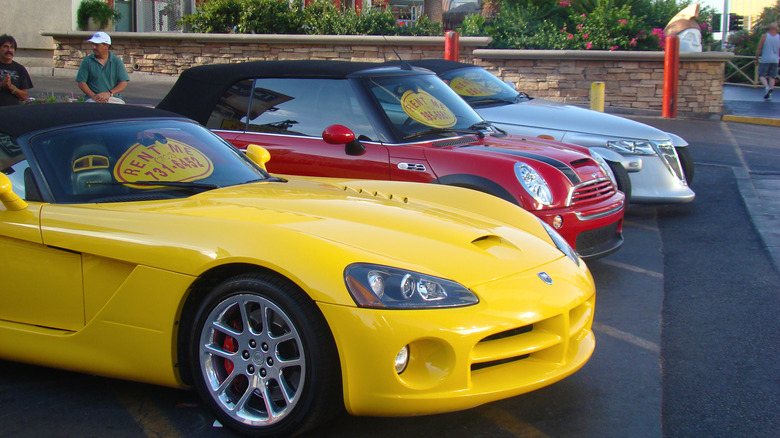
[43,31,733,117]
[473,50,732,116]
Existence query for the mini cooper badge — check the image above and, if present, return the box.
[538,272,553,285]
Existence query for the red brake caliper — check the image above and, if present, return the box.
[222,319,241,375]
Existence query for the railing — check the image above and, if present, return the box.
[725,55,758,86]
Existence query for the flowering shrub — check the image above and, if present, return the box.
[458,0,712,51]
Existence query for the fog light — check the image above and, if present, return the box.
[395,345,410,374]
[553,215,563,229]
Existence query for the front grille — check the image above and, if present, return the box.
[567,178,615,206]
[575,220,622,258]
[469,296,594,376]
[654,141,685,181]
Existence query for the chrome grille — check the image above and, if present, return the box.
[566,178,615,206]
[654,141,685,182]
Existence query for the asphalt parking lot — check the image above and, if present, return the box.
[1,72,778,437]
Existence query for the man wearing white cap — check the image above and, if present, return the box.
[76,31,128,103]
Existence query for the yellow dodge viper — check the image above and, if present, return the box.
[0,104,595,436]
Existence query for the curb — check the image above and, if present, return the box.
[722,115,780,127]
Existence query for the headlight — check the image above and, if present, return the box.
[589,150,616,185]
[344,264,479,309]
[514,163,553,207]
[606,139,656,155]
[539,219,580,267]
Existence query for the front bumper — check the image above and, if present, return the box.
[534,190,625,259]
[629,155,695,203]
[319,257,595,417]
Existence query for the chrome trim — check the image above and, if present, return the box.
[574,202,625,221]
[652,141,686,183]
[565,177,610,206]
[397,163,427,172]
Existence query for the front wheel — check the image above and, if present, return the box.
[606,160,632,204]
[190,273,341,437]
[675,146,695,184]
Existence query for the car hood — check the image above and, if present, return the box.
[476,99,670,142]
[45,179,568,288]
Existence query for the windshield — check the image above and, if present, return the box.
[362,73,486,141]
[437,67,522,106]
[29,119,269,203]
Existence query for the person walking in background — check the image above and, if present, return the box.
[76,31,128,103]
[0,34,33,106]
[756,22,779,100]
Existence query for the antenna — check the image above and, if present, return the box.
[382,35,413,70]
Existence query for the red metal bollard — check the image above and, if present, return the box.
[445,31,460,61]
[662,35,679,119]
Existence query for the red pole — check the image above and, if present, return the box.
[662,35,679,119]
[444,31,459,61]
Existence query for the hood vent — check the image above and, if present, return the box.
[434,137,477,148]
[340,185,409,203]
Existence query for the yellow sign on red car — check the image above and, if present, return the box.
[401,90,457,128]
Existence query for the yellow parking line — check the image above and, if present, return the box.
[599,260,663,279]
[115,389,183,438]
[593,322,660,354]
[481,405,551,437]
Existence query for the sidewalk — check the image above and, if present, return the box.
[722,84,780,127]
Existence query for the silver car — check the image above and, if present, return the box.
[406,60,695,204]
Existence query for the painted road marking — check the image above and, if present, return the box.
[481,405,551,437]
[593,322,660,354]
[600,259,663,279]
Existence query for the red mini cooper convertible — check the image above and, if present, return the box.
[158,61,625,259]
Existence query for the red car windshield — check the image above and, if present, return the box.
[362,73,487,141]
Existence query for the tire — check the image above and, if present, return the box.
[190,273,341,437]
[606,160,632,204]
[675,146,695,185]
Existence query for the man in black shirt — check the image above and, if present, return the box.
[0,34,33,106]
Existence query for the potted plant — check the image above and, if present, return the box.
[77,0,122,31]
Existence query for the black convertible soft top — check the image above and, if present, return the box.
[157,60,426,125]
[384,59,475,74]
[0,103,184,138]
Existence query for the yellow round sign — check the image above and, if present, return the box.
[450,77,499,97]
[114,138,214,185]
[401,90,457,128]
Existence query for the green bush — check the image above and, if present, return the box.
[183,0,441,36]
[77,0,122,31]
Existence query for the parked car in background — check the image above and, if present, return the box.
[158,60,626,259]
[403,59,696,204]
[0,103,596,437]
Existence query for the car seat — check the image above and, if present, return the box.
[71,143,112,197]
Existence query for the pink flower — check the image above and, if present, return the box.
[577,23,584,30]
[586,42,593,50]
[610,45,619,51]
[582,13,586,18]
[568,34,574,39]
[629,38,637,47]
[583,33,589,39]
[618,19,627,25]
[558,0,570,6]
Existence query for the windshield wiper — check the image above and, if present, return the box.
[89,180,221,193]
[243,176,288,184]
[466,97,514,106]
[403,123,489,141]
[514,91,532,102]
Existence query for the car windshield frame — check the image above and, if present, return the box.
[26,118,271,204]
[355,71,488,143]
[437,67,523,107]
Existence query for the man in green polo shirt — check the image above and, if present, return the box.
[76,32,129,103]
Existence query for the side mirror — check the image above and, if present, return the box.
[245,144,271,171]
[0,172,28,211]
[322,124,365,156]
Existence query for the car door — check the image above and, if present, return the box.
[0,158,84,332]
[208,78,393,180]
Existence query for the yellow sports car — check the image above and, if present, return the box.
[0,104,595,436]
